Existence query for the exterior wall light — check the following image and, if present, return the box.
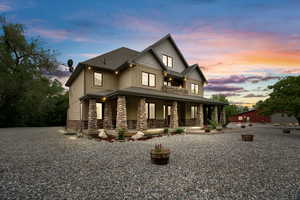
[115,71,119,75]
[168,77,173,81]
[102,97,107,101]
[163,71,168,76]
[88,66,92,70]
[129,63,134,68]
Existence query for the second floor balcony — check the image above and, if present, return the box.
[162,85,188,95]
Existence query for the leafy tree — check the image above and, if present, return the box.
[0,17,68,127]
[257,76,300,124]
[211,94,250,123]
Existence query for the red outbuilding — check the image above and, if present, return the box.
[229,110,271,123]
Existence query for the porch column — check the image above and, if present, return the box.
[196,104,204,127]
[103,101,112,129]
[88,99,97,135]
[220,106,226,125]
[213,105,219,124]
[116,96,127,130]
[170,101,178,129]
[136,98,147,131]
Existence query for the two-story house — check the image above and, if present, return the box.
[65,34,226,134]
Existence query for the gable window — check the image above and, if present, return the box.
[191,105,198,119]
[162,55,173,68]
[94,72,103,86]
[142,72,156,87]
[191,83,199,94]
[96,103,103,119]
[145,103,155,119]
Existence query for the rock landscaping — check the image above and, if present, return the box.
[0,126,300,199]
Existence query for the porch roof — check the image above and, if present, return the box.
[79,87,227,106]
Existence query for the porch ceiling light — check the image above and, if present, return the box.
[102,97,107,101]
[115,71,119,75]
[163,71,168,76]
[129,63,134,68]
[88,66,92,70]
[168,77,173,81]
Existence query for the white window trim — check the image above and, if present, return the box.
[145,103,156,119]
[162,54,173,68]
[142,72,156,87]
[94,72,103,86]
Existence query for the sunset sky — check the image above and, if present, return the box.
[1,0,300,106]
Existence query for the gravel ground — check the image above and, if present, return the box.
[0,126,300,200]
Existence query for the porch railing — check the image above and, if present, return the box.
[162,85,188,95]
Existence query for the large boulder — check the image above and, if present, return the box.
[131,131,144,140]
[98,129,108,139]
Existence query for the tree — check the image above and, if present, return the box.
[211,94,246,123]
[257,76,300,124]
[0,17,68,127]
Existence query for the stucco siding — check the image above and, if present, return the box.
[85,67,118,94]
[188,70,203,81]
[135,64,164,90]
[135,52,161,70]
[153,39,186,73]
[185,79,204,97]
[118,67,134,89]
[68,70,84,120]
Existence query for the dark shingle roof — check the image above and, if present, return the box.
[80,87,227,105]
[81,47,140,71]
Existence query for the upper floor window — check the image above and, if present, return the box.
[96,103,103,119]
[145,103,155,119]
[162,55,173,68]
[191,83,199,94]
[94,72,102,86]
[142,72,155,87]
[191,105,198,119]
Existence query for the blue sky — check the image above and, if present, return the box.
[1,0,300,106]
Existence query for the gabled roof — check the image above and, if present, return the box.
[65,47,140,86]
[182,64,207,83]
[65,34,208,86]
[82,47,140,71]
[129,34,190,70]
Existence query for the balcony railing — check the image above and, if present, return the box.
[162,85,188,95]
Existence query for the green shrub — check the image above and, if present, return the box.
[175,128,184,134]
[208,120,218,129]
[163,128,169,134]
[118,128,125,140]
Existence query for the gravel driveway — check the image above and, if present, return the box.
[0,126,300,200]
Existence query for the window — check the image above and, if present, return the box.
[94,72,102,86]
[191,83,199,94]
[142,72,156,87]
[145,103,155,119]
[163,105,171,119]
[162,55,173,68]
[191,105,198,119]
[163,81,171,86]
[80,103,83,120]
[96,103,103,119]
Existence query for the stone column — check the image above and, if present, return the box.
[88,99,97,135]
[103,101,112,129]
[116,96,127,130]
[136,98,147,131]
[170,101,178,129]
[196,104,204,127]
[213,105,219,124]
[220,106,226,125]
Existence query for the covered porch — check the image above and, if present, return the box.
[79,88,226,134]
